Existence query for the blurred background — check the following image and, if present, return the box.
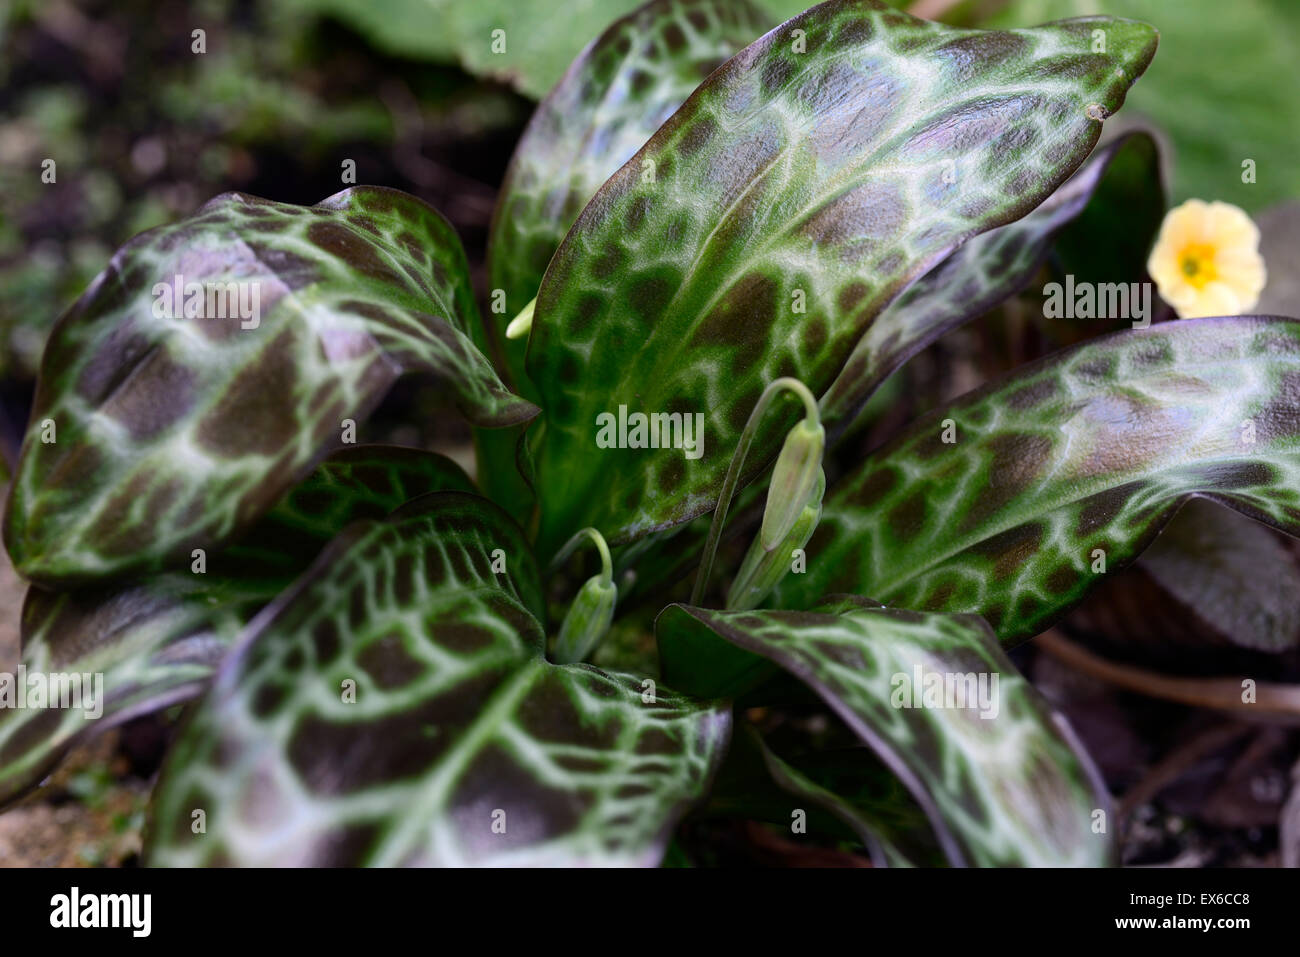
[0,0,1297,866]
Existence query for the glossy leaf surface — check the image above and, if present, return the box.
[4,187,533,585]
[0,446,471,807]
[489,0,772,390]
[778,317,1300,644]
[149,493,729,866]
[821,131,1162,432]
[618,134,1162,596]
[527,0,1157,556]
[991,0,1300,213]
[0,574,270,808]
[221,444,474,575]
[659,597,1111,865]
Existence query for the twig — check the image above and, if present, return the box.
[1035,629,1300,723]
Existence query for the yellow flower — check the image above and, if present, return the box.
[1148,199,1266,318]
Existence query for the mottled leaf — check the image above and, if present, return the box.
[3,186,535,585]
[488,0,772,390]
[659,597,1111,866]
[527,0,1157,556]
[148,492,730,866]
[990,0,1300,213]
[222,444,474,576]
[822,131,1162,433]
[0,446,471,807]
[0,573,271,809]
[620,136,1161,597]
[778,317,1300,644]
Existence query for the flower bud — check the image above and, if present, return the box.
[728,468,824,610]
[760,416,825,551]
[505,297,536,340]
[553,574,617,664]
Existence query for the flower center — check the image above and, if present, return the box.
[1178,243,1218,289]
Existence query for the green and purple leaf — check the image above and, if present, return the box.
[658,596,1111,866]
[488,0,772,391]
[148,492,729,867]
[526,0,1157,556]
[605,133,1164,602]
[822,130,1163,434]
[3,186,534,585]
[220,444,475,576]
[777,317,1300,644]
[0,573,272,809]
[0,446,472,807]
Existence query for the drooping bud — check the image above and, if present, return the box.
[759,415,825,551]
[505,296,536,340]
[691,375,821,607]
[553,574,617,664]
[728,468,824,611]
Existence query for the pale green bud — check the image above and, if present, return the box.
[505,296,536,340]
[760,417,825,551]
[553,574,617,664]
[729,468,824,610]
